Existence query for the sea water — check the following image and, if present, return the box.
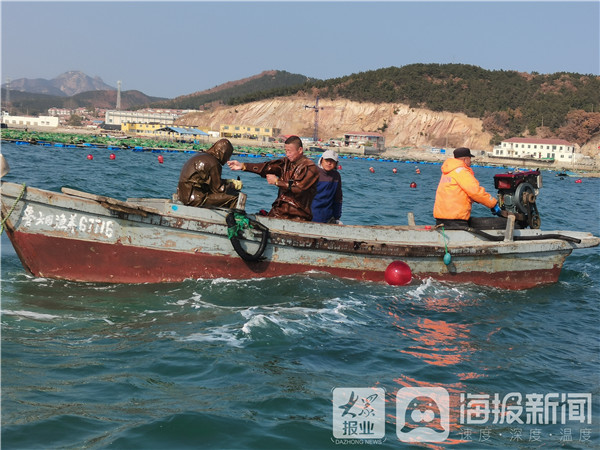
[1,142,599,449]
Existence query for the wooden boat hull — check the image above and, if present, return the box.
[2,182,598,290]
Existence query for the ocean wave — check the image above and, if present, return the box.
[180,324,247,347]
[2,309,62,321]
[239,297,367,338]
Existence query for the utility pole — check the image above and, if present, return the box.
[304,95,321,142]
[116,80,122,110]
[5,77,10,114]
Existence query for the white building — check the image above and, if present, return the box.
[493,137,575,161]
[1,114,59,128]
[48,107,73,117]
[343,132,385,151]
[105,110,181,126]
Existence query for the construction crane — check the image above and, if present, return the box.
[304,95,322,142]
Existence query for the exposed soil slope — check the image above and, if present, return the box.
[177,95,493,150]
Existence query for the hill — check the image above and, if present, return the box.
[1,89,165,115]
[1,69,313,115]
[3,71,115,96]
[150,70,317,110]
[71,90,165,110]
[2,65,599,150]
[178,95,494,150]
[226,64,600,146]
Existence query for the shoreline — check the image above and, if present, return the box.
[2,126,599,177]
[378,148,600,177]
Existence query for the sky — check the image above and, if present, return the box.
[1,1,599,99]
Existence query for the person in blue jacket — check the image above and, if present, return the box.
[312,150,343,223]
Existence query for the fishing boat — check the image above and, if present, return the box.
[1,159,598,290]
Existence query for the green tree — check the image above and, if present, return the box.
[67,114,83,126]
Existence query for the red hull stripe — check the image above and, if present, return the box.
[9,231,560,289]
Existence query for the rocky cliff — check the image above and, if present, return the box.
[176,95,494,150]
[4,71,115,97]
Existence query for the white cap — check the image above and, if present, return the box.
[319,150,339,167]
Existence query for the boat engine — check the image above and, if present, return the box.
[493,169,542,229]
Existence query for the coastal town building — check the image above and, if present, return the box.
[1,113,59,128]
[121,122,212,141]
[48,106,104,127]
[343,132,385,151]
[220,124,280,141]
[155,126,209,142]
[105,109,181,127]
[121,122,165,135]
[493,137,575,161]
[48,107,73,117]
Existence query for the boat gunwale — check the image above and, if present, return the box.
[2,181,597,289]
[2,181,598,258]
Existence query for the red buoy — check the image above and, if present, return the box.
[385,261,412,286]
[393,168,398,174]
[416,168,421,174]
[575,179,582,183]
[87,154,93,160]
[369,167,375,173]
[338,165,342,170]
[410,182,417,188]
[158,155,164,164]
[109,153,116,160]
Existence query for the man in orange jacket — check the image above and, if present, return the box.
[433,147,501,228]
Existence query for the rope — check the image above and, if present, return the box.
[227,212,250,239]
[440,226,452,265]
[1,183,26,234]
[441,226,449,254]
[464,226,581,244]
[225,211,269,261]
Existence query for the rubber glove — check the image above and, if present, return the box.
[491,205,502,216]
[225,179,243,190]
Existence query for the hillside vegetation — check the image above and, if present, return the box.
[3,65,599,149]
[1,89,165,115]
[178,96,494,150]
[1,70,312,116]
[150,70,316,110]
[227,64,600,146]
